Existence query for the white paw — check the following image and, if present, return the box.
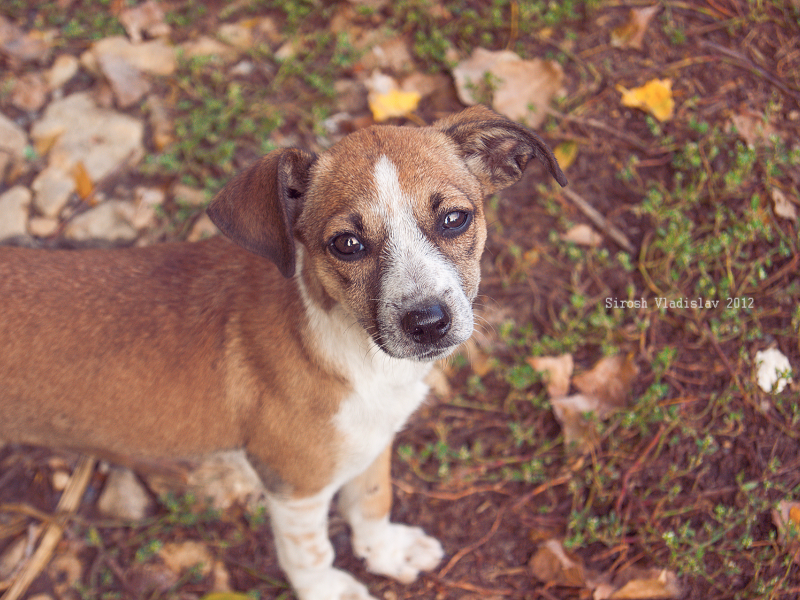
[353,522,444,584]
[294,568,376,600]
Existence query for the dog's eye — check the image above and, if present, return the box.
[330,234,365,259]
[441,210,471,235]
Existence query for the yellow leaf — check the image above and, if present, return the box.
[617,79,674,122]
[553,141,578,171]
[199,594,252,600]
[72,161,94,200]
[368,89,421,122]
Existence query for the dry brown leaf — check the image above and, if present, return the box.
[610,568,681,599]
[528,354,574,398]
[611,5,660,50]
[159,541,214,577]
[771,187,798,221]
[728,111,777,149]
[772,499,800,564]
[573,353,638,414]
[452,47,563,127]
[550,393,600,451]
[529,539,592,587]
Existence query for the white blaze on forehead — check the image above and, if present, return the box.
[372,154,410,218]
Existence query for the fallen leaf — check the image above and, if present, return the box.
[159,541,213,577]
[561,224,602,247]
[452,48,563,127]
[611,5,660,50]
[728,111,777,148]
[573,353,639,413]
[369,88,421,122]
[529,539,592,587]
[199,593,253,600]
[772,500,800,562]
[366,71,420,122]
[528,354,574,398]
[755,348,793,393]
[553,141,578,171]
[610,568,681,599]
[770,187,798,221]
[618,79,674,122]
[550,393,600,451]
[72,161,94,200]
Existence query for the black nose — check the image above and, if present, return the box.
[401,304,451,345]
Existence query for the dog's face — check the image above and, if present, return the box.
[207,106,567,362]
[296,126,486,360]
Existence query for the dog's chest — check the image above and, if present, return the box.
[333,361,431,481]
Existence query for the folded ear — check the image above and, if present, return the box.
[435,105,567,195]
[207,148,316,278]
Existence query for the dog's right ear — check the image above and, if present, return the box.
[207,148,316,278]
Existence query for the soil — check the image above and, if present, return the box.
[1,1,799,600]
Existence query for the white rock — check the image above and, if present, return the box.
[46,54,80,89]
[0,186,31,240]
[97,467,152,520]
[82,36,176,76]
[64,200,138,242]
[186,450,264,510]
[28,216,59,237]
[132,186,164,229]
[32,166,75,218]
[0,112,28,159]
[187,213,219,242]
[31,93,144,182]
[755,348,793,394]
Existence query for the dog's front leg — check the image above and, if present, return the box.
[339,445,444,584]
[266,489,374,600]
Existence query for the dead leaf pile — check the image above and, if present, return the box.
[528,353,638,452]
[529,539,681,599]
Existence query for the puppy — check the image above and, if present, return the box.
[0,105,566,600]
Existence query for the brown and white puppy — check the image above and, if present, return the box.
[0,106,566,600]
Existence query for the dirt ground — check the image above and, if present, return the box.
[1,1,800,599]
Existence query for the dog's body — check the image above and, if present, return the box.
[0,106,565,599]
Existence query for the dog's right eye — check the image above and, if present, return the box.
[330,234,366,259]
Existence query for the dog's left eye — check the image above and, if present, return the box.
[441,210,471,235]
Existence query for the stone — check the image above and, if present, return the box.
[97,467,152,520]
[0,185,31,240]
[98,53,151,107]
[29,216,59,237]
[46,54,80,89]
[82,36,176,77]
[31,92,144,182]
[63,200,138,242]
[0,112,28,159]
[32,166,75,218]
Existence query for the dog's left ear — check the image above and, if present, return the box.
[436,105,568,194]
[207,148,316,278]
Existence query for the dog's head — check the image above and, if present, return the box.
[208,106,566,361]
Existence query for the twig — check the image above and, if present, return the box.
[561,187,636,254]
[614,425,665,515]
[437,507,505,578]
[1,455,96,600]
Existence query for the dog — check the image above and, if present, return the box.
[0,105,566,600]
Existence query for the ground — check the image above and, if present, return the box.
[1,1,799,599]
